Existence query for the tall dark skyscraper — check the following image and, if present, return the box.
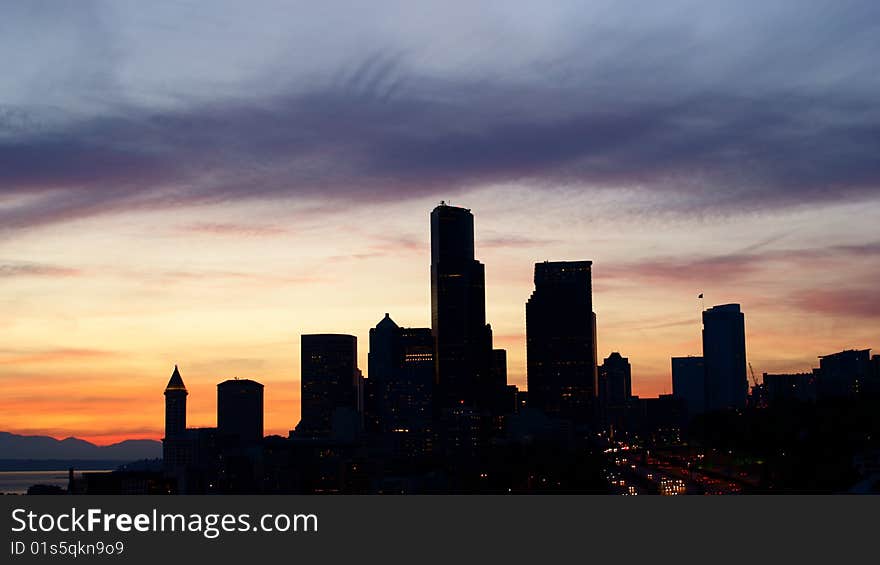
[430,203,494,411]
[368,314,434,455]
[526,261,597,422]
[702,304,748,411]
[599,352,632,408]
[491,349,508,394]
[217,379,264,443]
[297,334,362,439]
[672,356,706,415]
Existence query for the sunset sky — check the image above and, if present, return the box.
[1,1,878,444]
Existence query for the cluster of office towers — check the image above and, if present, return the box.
[164,203,754,463]
[291,204,608,457]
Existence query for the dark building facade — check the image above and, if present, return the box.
[297,334,362,439]
[430,203,495,411]
[217,379,264,444]
[672,356,706,416]
[491,349,508,392]
[816,349,872,398]
[702,304,748,411]
[599,352,632,408]
[490,349,511,414]
[368,314,434,456]
[526,261,597,422]
[762,372,816,403]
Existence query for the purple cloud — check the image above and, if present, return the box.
[179,222,289,237]
[791,288,880,319]
[0,261,82,278]
[1,2,878,234]
[596,241,880,286]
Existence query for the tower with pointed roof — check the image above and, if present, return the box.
[164,365,187,439]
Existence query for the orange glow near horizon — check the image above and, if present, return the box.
[1,191,878,444]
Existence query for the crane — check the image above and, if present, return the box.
[748,362,759,388]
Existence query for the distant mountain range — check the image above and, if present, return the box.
[0,432,161,461]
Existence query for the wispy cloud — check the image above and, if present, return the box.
[328,252,387,262]
[0,348,118,365]
[0,261,82,278]
[327,234,425,262]
[603,317,699,332]
[178,222,289,237]
[790,288,880,319]
[369,235,424,253]
[597,241,880,286]
[157,270,322,286]
[481,234,560,249]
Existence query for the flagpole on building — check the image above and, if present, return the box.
[698,292,705,313]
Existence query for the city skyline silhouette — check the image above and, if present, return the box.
[1,198,878,445]
[139,203,877,495]
[5,201,878,494]
[2,2,879,455]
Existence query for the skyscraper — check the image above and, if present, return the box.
[702,304,748,411]
[368,314,434,456]
[217,379,264,444]
[297,334,362,439]
[430,203,494,411]
[599,352,632,408]
[526,261,597,422]
[491,349,508,399]
[672,356,705,415]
